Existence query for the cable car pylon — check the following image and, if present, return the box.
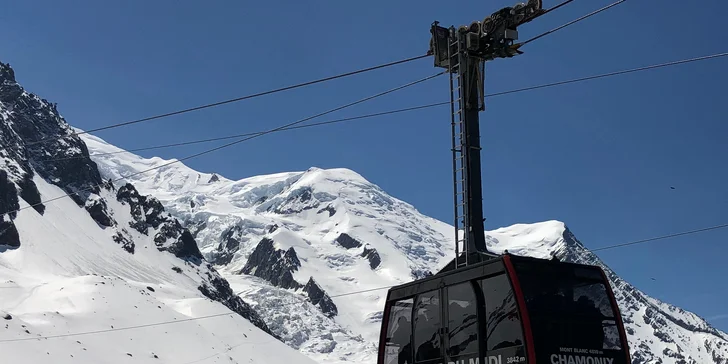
[376,2,632,364]
[432,0,545,270]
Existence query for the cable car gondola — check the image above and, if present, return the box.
[376,253,631,364]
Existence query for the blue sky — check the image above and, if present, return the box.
[2,0,727,332]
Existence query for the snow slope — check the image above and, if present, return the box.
[80,132,728,363]
[0,61,317,364]
[3,58,727,363]
[80,132,455,363]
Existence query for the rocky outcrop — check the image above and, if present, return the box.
[85,196,115,227]
[360,245,381,269]
[112,231,135,254]
[271,187,320,215]
[0,170,20,248]
[117,184,164,231]
[303,277,338,318]
[116,183,203,261]
[1,62,102,208]
[154,223,203,261]
[199,270,277,339]
[335,233,362,249]
[317,205,336,217]
[0,216,20,248]
[239,237,340,318]
[0,170,19,220]
[16,170,44,214]
[209,225,243,265]
[240,238,302,290]
[0,61,273,339]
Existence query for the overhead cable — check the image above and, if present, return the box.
[2,71,445,216]
[41,102,452,163]
[36,51,728,164]
[520,0,627,46]
[591,223,728,252]
[15,53,430,149]
[485,52,728,98]
[0,312,234,343]
[538,0,576,17]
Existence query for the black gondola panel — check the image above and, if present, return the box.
[508,257,630,364]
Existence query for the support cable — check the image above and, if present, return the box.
[591,223,728,252]
[1,71,445,216]
[486,52,728,98]
[0,312,235,343]
[34,51,728,164]
[539,0,577,17]
[40,102,452,163]
[11,54,430,150]
[520,0,627,46]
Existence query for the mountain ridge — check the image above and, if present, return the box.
[0,60,316,364]
[81,129,728,364]
[1,59,727,364]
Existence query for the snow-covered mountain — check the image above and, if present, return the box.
[0,61,318,364]
[80,132,455,363]
[80,136,728,364]
[2,59,728,364]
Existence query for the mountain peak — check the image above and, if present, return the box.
[0,62,15,84]
[3,58,727,363]
[482,219,570,259]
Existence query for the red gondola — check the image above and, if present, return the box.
[376,254,631,364]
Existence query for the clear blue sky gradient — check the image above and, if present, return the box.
[2,1,727,331]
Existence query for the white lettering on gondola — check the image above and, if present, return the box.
[444,355,525,364]
[550,354,614,364]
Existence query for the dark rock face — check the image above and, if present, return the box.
[198,270,278,339]
[208,174,220,183]
[115,185,276,335]
[317,205,336,217]
[360,245,381,269]
[0,218,20,248]
[240,238,302,290]
[0,62,102,209]
[238,236,340,318]
[271,186,320,215]
[116,184,166,229]
[303,277,338,318]
[112,231,135,254]
[0,61,274,341]
[0,170,19,220]
[117,183,203,261]
[0,170,21,247]
[153,221,203,261]
[209,225,243,265]
[17,171,44,214]
[335,233,362,249]
[85,198,115,227]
